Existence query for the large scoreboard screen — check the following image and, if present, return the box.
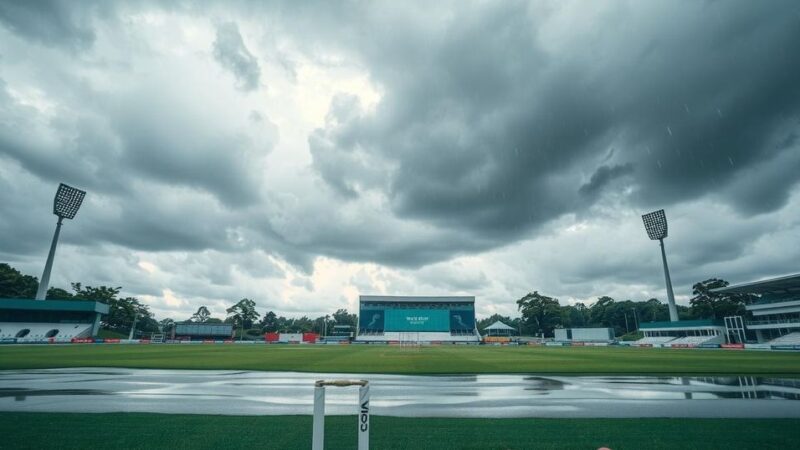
[384,309,450,331]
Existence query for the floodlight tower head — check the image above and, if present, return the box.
[642,208,679,322]
[642,209,668,241]
[53,183,86,221]
[35,183,86,300]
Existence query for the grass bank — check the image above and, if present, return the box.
[0,344,799,375]
[1,413,797,449]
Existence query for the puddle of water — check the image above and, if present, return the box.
[0,369,798,418]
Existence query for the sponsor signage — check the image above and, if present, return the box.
[104,338,120,344]
[721,343,745,350]
[771,345,800,351]
[744,343,771,350]
[71,338,94,344]
[698,343,720,348]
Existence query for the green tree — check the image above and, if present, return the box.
[191,306,211,323]
[332,308,358,328]
[159,318,175,334]
[259,311,278,332]
[226,298,261,336]
[588,296,615,326]
[45,287,73,300]
[71,283,121,303]
[516,292,561,337]
[0,263,38,298]
[690,278,748,319]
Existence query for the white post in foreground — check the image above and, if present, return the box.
[312,380,370,450]
[313,385,325,450]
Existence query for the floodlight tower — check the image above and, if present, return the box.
[35,183,86,300]
[641,209,679,322]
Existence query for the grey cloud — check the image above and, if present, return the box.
[107,79,269,207]
[306,0,800,266]
[2,1,800,320]
[0,0,98,51]
[213,22,261,92]
[579,163,634,199]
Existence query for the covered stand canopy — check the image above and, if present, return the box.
[483,320,516,337]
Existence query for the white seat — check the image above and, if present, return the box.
[356,331,479,342]
[0,322,92,341]
[634,336,676,345]
[768,332,800,345]
[666,335,723,346]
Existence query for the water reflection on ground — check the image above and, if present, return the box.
[0,369,798,418]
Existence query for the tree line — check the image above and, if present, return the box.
[514,278,753,337]
[1,262,753,338]
[0,263,358,338]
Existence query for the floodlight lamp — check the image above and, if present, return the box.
[642,209,668,240]
[53,183,86,220]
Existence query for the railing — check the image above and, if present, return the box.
[746,317,800,326]
[748,296,800,306]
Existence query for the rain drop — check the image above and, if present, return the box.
[667,126,673,136]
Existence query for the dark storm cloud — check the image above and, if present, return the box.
[213,22,261,92]
[307,0,800,257]
[579,164,634,200]
[0,0,99,51]
[1,0,799,300]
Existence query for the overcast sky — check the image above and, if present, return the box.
[1,1,798,321]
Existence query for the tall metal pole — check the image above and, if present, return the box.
[128,313,138,340]
[35,217,63,300]
[631,308,639,330]
[659,238,679,322]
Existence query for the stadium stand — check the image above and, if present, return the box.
[637,319,726,346]
[357,331,478,342]
[768,332,800,345]
[713,273,800,343]
[666,335,724,346]
[0,299,108,342]
[633,336,676,345]
[356,295,480,343]
[0,322,93,342]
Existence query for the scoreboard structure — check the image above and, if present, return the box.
[356,295,478,342]
[173,323,234,340]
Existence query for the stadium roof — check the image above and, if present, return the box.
[484,320,515,330]
[711,273,800,295]
[359,295,474,303]
[639,319,724,329]
[0,298,109,314]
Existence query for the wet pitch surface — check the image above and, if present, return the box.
[0,369,798,418]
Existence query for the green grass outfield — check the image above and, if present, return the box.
[1,413,797,449]
[1,344,798,375]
